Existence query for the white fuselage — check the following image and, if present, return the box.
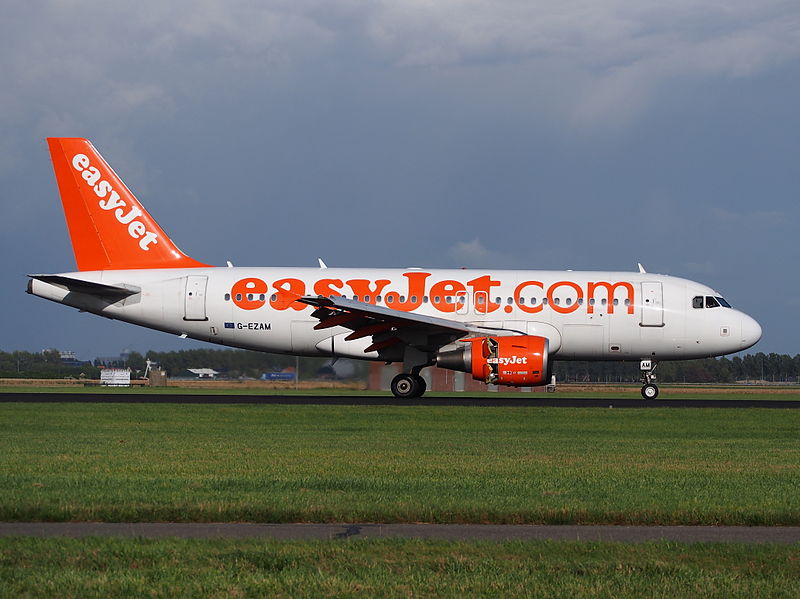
[29,267,762,363]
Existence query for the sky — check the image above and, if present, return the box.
[1,0,798,359]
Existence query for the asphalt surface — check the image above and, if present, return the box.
[1,392,799,408]
[1,523,798,543]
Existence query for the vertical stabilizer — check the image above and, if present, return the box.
[47,138,208,271]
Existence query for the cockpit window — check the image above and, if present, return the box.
[692,296,704,309]
[705,296,720,308]
[716,296,731,308]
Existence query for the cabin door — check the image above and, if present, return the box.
[640,282,664,327]
[184,275,208,321]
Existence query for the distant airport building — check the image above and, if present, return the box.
[186,368,219,379]
[54,350,92,367]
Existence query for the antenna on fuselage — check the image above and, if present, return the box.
[637,263,647,274]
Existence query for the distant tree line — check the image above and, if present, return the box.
[556,353,800,384]
[1,348,798,383]
[0,350,100,379]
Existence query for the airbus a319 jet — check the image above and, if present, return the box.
[28,138,762,399]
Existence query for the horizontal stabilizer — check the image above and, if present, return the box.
[28,274,140,298]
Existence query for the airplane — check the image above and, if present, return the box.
[28,138,762,399]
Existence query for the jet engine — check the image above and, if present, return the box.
[436,335,551,386]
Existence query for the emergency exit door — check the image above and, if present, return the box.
[184,275,208,321]
[640,281,664,327]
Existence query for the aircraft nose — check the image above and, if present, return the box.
[740,314,762,350]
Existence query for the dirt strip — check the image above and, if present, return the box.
[2,523,799,544]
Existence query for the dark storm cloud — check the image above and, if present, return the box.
[1,1,798,356]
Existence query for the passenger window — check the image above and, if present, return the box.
[705,296,720,308]
[692,296,704,309]
[224,293,230,301]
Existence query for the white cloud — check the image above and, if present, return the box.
[2,0,798,146]
[447,238,519,268]
[363,1,800,127]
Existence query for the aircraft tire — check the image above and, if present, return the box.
[641,384,659,400]
[391,373,424,399]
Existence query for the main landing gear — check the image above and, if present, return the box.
[390,372,427,399]
[640,359,659,399]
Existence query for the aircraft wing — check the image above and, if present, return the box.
[298,295,516,354]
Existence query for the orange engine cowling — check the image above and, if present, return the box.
[436,335,551,387]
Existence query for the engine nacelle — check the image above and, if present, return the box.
[436,335,551,387]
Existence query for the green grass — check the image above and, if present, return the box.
[0,538,800,599]
[1,403,799,524]
[1,538,799,598]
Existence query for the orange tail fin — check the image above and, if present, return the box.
[47,138,209,271]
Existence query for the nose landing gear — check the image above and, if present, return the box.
[640,359,659,399]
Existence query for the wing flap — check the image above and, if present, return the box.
[298,295,482,355]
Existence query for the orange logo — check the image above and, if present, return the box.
[72,154,159,251]
[230,274,637,316]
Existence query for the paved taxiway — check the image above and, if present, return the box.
[1,392,799,408]
[1,523,799,543]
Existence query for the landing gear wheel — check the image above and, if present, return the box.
[391,373,425,399]
[412,374,427,396]
[641,384,659,400]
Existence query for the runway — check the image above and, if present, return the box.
[1,392,799,408]
[1,522,798,543]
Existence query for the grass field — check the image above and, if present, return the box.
[2,538,799,599]
[1,403,798,524]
